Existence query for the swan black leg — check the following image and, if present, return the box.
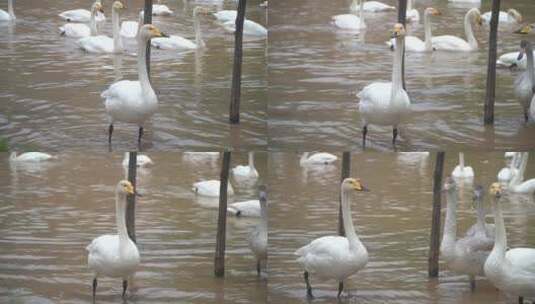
[304,271,313,298]
[122,279,128,298]
[469,276,475,291]
[392,127,398,146]
[138,127,144,145]
[108,124,114,144]
[524,110,529,122]
[256,260,261,275]
[362,125,368,148]
[92,278,97,300]
[337,281,344,298]
[518,296,523,304]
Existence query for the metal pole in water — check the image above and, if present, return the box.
[428,151,445,277]
[338,152,351,236]
[484,0,501,125]
[229,0,246,124]
[144,0,153,77]
[126,151,138,243]
[215,151,231,277]
[397,0,407,90]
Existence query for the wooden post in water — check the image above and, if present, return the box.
[144,0,153,76]
[484,0,501,125]
[229,0,246,124]
[126,152,138,243]
[428,152,445,277]
[397,0,407,90]
[338,152,351,236]
[215,151,231,277]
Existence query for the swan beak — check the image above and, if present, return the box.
[515,25,532,35]
[476,16,482,26]
[432,9,441,16]
[489,182,502,199]
[160,32,169,38]
[391,23,405,39]
[96,3,104,13]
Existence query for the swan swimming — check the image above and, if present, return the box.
[122,153,153,168]
[481,9,522,26]
[332,0,366,31]
[77,1,125,53]
[59,0,106,23]
[299,152,337,166]
[151,6,209,50]
[295,178,369,298]
[508,152,535,194]
[9,152,56,162]
[193,180,235,197]
[406,0,419,23]
[358,23,410,147]
[232,152,259,182]
[101,24,168,145]
[497,152,519,185]
[497,50,535,69]
[432,8,482,52]
[60,2,103,38]
[350,0,395,13]
[222,19,267,37]
[87,180,141,300]
[387,7,440,52]
[120,11,144,39]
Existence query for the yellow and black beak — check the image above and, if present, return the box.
[515,25,532,35]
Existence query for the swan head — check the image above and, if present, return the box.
[139,24,169,40]
[507,9,522,24]
[92,1,105,14]
[469,8,482,26]
[517,40,533,60]
[112,1,126,12]
[442,177,456,192]
[489,182,502,199]
[425,7,441,17]
[342,178,369,192]
[193,6,213,16]
[117,180,141,197]
[391,23,406,39]
[515,24,534,35]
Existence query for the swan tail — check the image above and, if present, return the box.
[59,27,66,36]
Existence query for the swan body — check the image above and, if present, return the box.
[508,153,535,194]
[248,191,267,274]
[193,180,234,197]
[406,0,419,22]
[151,4,173,16]
[451,152,474,180]
[9,152,56,162]
[87,180,140,298]
[0,0,15,21]
[228,200,261,217]
[60,2,103,38]
[481,9,522,25]
[432,8,481,52]
[299,152,337,166]
[232,152,259,180]
[120,12,143,39]
[497,51,535,69]
[497,152,518,184]
[151,7,208,50]
[222,19,267,37]
[122,153,153,168]
[358,24,410,146]
[333,0,365,31]
[101,25,167,144]
[78,1,125,53]
[59,3,106,23]
[387,7,440,52]
[350,0,395,13]
[484,183,535,302]
[213,10,237,22]
[295,178,369,298]
[514,41,535,121]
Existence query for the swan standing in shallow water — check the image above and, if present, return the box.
[432,8,482,52]
[350,0,395,13]
[59,1,106,23]
[151,7,209,50]
[299,152,337,166]
[77,1,125,53]
[387,7,440,52]
[358,23,410,147]
[484,183,535,304]
[193,180,234,197]
[101,24,167,145]
[87,180,141,300]
[9,152,56,162]
[332,0,366,31]
[440,178,491,290]
[514,40,535,122]
[0,0,16,22]
[452,152,474,181]
[508,152,535,194]
[232,152,259,181]
[295,178,369,298]
[122,153,153,168]
[248,190,267,274]
[481,9,522,26]
[60,2,103,38]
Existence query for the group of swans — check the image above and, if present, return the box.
[295,178,369,298]
[77,1,126,54]
[514,40,535,122]
[387,7,440,52]
[0,0,15,22]
[60,2,103,38]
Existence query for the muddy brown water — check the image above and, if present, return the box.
[268,0,535,151]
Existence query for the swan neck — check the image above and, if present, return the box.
[9,152,17,160]
[441,189,458,253]
[8,0,15,19]
[116,191,129,244]
[407,0,412,11]
[391,34,404,103]
[193,10,204,48]
[464,10,477,50]
[359,0,365,27]
[459,153,465,170]
[424,10,432,51]
[90,6,98,36]
[259,198,267,229]
[490,197,507,259]
[112,8,123,52]
[137,35,153,95]
[511,152,528,186]
[475,197,486,232]
[341,187,360,249]
[248,152,255,170]
[527,45,535,89]
[300,153,309,165]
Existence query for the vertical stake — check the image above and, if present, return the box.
[428,152,445,277]
[484,0,501,125]
[338,152,351,236]
[126,152,138,243]
[230,0,246,124]
[215,151,231,277]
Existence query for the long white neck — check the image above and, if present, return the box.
[341,187,361,251]
[90,6,98,36]
[8,0,15,19]
[193,10,205,48]
[259,196,267,231]
[489,197,507,262]
[526,44,535,91]
[358,0,365,28]
[441,189,457,255]
[350,0,359,13]
[407,0,413,12]
[112,8,123,52]
[474,196,487,233]
[464,9,478,50]
[459,152,465,171]
[9,152,17,161]
[423,10,433,51]
[248,152,255,170]
[137,34,153,96]
[137,12,144,37]
[115,191,129,245]
[300,152,309,165]
[510,152,528,186]
[390,33,404,104]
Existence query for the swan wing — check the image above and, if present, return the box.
[229,200,261,217]
[332,14,363,30]
[59,9,91,22]
[60,23,91,38]
[120,21,139,38]
[87,234,140,277]
[77,35,114,53]
[152,4,173,16]
[213,10,237,22]
[151,35,197,50]
[225,20,268,36]
[357,82,392,113]
[432,35,471,51]
[363,1,395,12]
[15,152,55,162]
[507,248,535,274]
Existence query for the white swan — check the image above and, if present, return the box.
[484,183,535,304]
[497,152,519,184]
[151,6,208,50]
[87,180,141,299]
[222,19,267,37]
[9,152,56,162]
[248,190,267,274]
[60,2,103,38]
[59,1,106,23]
[77,1,125,53]
[228,200,261,217]
[508,152,535,194]
[213,10,237,23]
[0,0,16,21]
[387,7,440,52]
[101,24,167,145]
[358,23,410,147]
[299,152,337,166]
[406,0,419,23]
[481,9,522,25]
[497,50,535,69]
[122,153,153,168]
[440,178,491,290]
[451,152,474,181]
[464,185,495,246]
[514,40,535,121]
[150,1,173,16]
[232,152,259,180]
[295,178,369,298]
[332,0,365,31]
[350,0,395,13]
[192,180,234,197]
[432,8,481,52]
[120,11,143,39]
